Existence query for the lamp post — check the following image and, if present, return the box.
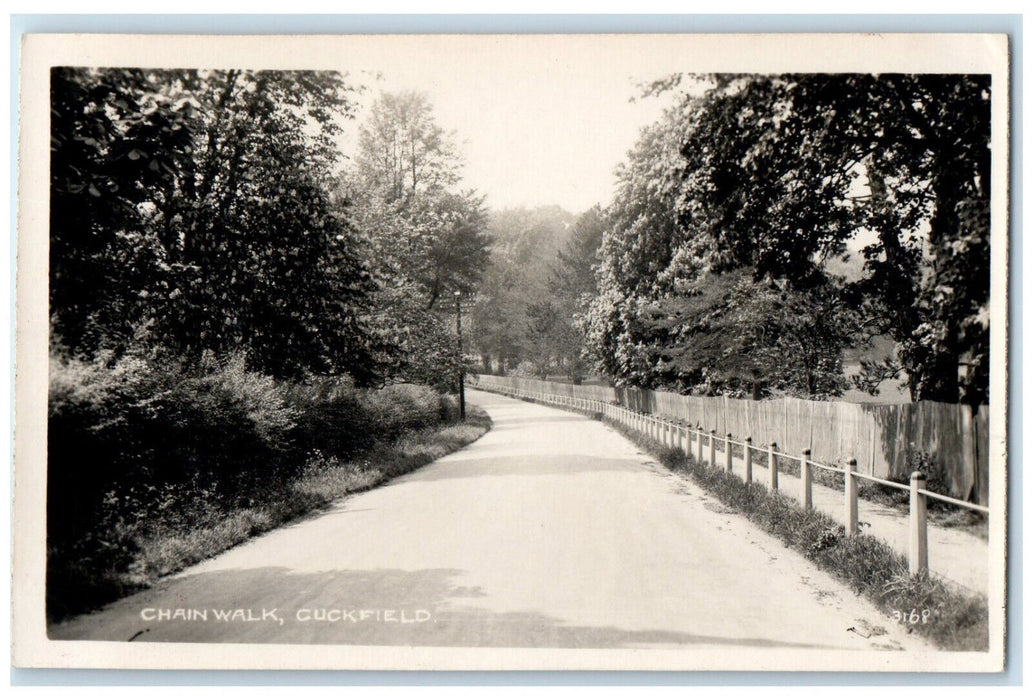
[454,290,466,421]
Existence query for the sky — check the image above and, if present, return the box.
[331,36,682,215]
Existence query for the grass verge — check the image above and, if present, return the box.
[48,407,491,624]
[600,417,989,652]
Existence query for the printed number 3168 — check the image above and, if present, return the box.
[893,609,931,624]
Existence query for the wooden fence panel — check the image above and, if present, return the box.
[469,374,988,505]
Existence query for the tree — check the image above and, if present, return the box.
[587,73,991,403]
[523,300,563,380]
[346,91,489,310]
[466,206,575,374]
[354,90,460,204]
[343,91,491,385]
[672,74,991,403]
[417,191,491,310]
[552,206,607,382]
[648,271,857,398]
[583,106,701,388]
[50,68,385,382]
[50,67,196,354]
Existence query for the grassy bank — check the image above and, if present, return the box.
[47,350,492,623]
[602,417,988,651]
[49,406,490,623]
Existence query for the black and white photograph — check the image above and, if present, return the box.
[13,32,1010,671]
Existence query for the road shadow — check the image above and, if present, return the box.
[48,566,844,650]
[392,455,646,483]
[487,414,592,430]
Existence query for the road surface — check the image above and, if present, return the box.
[50,389,929,651]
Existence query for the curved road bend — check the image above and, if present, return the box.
[50,388,929,651]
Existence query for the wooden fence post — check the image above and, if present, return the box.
[696,427,704,464]
[709,430,717,467]
[909,471,928,575]
[768,443,778,491]
[725,433,733,473]
[744,437,753,484]
[801,449,812,509]
[845,458,858,536]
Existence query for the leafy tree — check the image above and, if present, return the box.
[587,73,991,403]
[674,73,992,403]
[523,300,564,380]
[50,67,196,353]
[50,68,385,382]
[648,271,858,398]
[417,191,491,309]
[467,206,574,373]
[343,90,490,384]
[468,261,525,373]
[354,90,460,204]
[552,206,607,383]
[346,91,489,311]
[583,106,700,387]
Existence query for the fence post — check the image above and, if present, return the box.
[768,443,778,491]
[744,437,753,484]
[709,430,717,467]
[909,471,928,575]
[725,433,733,473]
[845,458,858,536]
[679,424,687,453]
[800,449,812,509]
[696,427,704,464]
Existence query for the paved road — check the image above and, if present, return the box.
[50,389,929,651]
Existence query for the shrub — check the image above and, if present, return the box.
[46,348,466,622]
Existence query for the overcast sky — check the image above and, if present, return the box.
[333,36,682,215]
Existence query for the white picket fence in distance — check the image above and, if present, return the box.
[469,374,990,578]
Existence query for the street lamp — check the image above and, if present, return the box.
[454,289,466,421]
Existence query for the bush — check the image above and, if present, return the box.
[46,348,464,621]
[48,351,296,504]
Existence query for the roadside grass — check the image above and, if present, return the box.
[727,449,988,539]
[48,407,491,623]
[695,440,987,538]
[602,418,989,652]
